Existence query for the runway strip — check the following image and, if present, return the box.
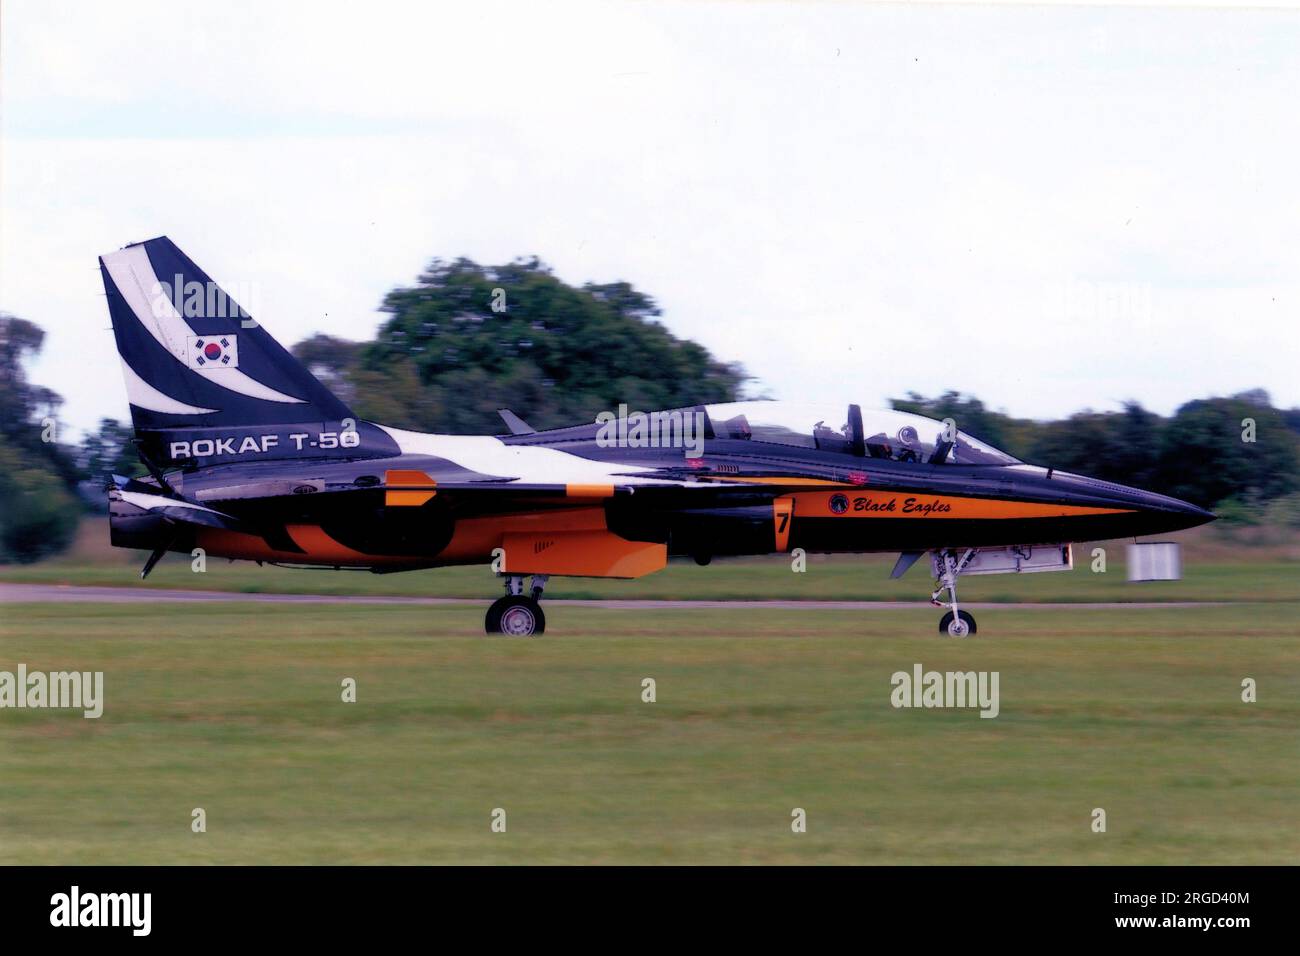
[0,582,1221,610]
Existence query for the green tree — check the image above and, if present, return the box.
[0,445,81,562]
[295,258,747,433]
[0,314,81,562]
[893,388,1298,510]
[1154,396,1299,508]
[1029,403,1163,489]
[78,417,141,483]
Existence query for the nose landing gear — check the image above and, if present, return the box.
[931,549,977,637]
[485,574,548,636]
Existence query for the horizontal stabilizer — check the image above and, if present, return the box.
[110,482,250,533]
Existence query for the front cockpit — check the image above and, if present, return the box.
[703,401,1021,466]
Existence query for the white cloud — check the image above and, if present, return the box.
[2,0,1298,437]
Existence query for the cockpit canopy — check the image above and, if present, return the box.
[702,401,1020,466]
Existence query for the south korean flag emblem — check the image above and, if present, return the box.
[187,335,239,369]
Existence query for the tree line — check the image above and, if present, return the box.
[2,258,1297,563]
[891,389,1298,513]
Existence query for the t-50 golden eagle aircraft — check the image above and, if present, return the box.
[102,238,1214,637]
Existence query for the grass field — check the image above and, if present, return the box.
[5,554,1299,603]
[2,600,1297,864]
[3,518,1297,604]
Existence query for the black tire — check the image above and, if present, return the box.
[485,596,545,637]
[485,596,509,634]
[937,609,977,637]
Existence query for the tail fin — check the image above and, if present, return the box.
[100,236,352,431]
[100,237,398,469]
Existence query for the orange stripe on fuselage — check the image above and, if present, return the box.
[565,483,615,498]
[193,526,419,566]
[793,490,1133,520]
[194,509,619,569]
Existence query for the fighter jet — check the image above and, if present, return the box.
[101,237,1214,637]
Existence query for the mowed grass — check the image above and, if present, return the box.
[4,554,1299,603]
[1,600,1297,864]
[5,518,1296,602]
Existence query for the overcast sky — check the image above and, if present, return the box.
[3,0,1298,438]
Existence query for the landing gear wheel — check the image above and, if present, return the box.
[938,609,976,637]
[485,596,546,637]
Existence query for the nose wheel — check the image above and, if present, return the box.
[931,548,977,638]
[486,574,548,636]
[938,609,977,637]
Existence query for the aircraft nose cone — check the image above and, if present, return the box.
[1148,495,1216,533]
[1175,498,1216,529]
[1127,488,1216,531]
[1056,472,1215,534]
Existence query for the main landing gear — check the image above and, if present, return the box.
[931,548,978,638]
[485,574,548,637]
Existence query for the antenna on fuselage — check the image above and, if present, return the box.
[497,408,536,435]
